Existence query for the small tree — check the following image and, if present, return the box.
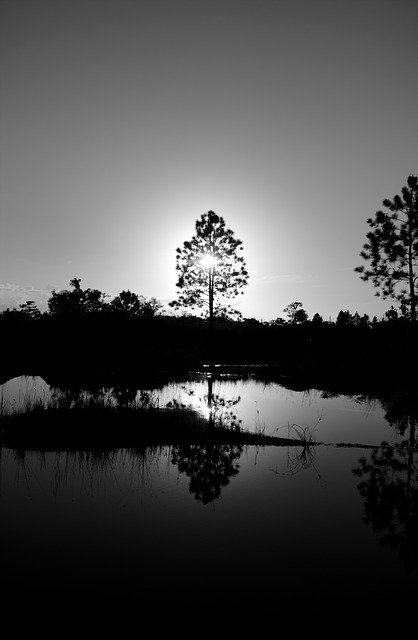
[170,211,248,328]
[336,310,353,326]
[311,312,323,324]
[48,278,106,315]
[355,175,418,322]
[110,290,141,315]
[385,306,399,322]
[19,300,42,320]
[138,296,163,318]
[110,290,162,317]
[283,301,308,324]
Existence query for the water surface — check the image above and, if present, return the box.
[1,374,416,616]
[0,373,400,445]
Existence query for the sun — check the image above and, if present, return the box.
[199,254,218,270]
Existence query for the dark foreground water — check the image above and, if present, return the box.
[0,375,417,616]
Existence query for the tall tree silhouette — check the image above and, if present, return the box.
[355,175,418,322]
[170,211,248,330]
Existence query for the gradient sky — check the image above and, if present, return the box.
[1,0,417,320]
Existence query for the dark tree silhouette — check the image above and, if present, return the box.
[110,290,141,315]
[19,300,41,319]
[311,312,323,324]
[336,310,369,326]
[384,306,400,323]
[170,211,248,329]
[355,175,418,322]
[137,296,162,317]
[110,290,162,317]
[48,278,106,315]
[336,310,352,326]
[283,301,308,324]
[69,277,81,291]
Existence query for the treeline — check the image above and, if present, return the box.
[11,277,163,320]
[1,278,417,389]
[0,277,409,326]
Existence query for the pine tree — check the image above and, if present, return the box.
[170,211,249,328]
[283,301,308,324]
[355,175,418,322]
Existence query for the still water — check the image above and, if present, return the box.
[0,375,416,615]
[0,373,401,444]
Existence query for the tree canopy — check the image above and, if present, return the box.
[283,301,308,324]
[48,278,106,315]
[355,174,418,322]
[110,290,162,317]
[47,279,162,318]
[170,210,249,324]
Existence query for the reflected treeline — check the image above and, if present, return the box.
[1,377,248,504]
[3,376,321,504]
[47,374,242,421]
[353,393,418,572]
[1,443,244,504]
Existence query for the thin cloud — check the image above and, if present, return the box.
[0,283,52,311]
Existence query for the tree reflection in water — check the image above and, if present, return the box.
[110,376,245,506]
[171,376,243,503]
[171,443,243,504]
[178,376,242,430]
[353,393,418,572]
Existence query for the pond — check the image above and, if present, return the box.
[0,373,402,445]
[0,374,417,616]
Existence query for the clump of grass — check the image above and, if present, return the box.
[269,418,324,478]
[287,424,318,446]
[273,416,321,447]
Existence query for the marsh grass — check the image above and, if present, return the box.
[0,393,206,449]
[0,392,308,450]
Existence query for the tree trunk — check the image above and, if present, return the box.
[208,269,214,368]
[408,241,416,323]
[406,416,416,505]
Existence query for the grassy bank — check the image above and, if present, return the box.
[0,394,308,451]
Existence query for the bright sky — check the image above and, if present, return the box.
[1,0,417,320]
